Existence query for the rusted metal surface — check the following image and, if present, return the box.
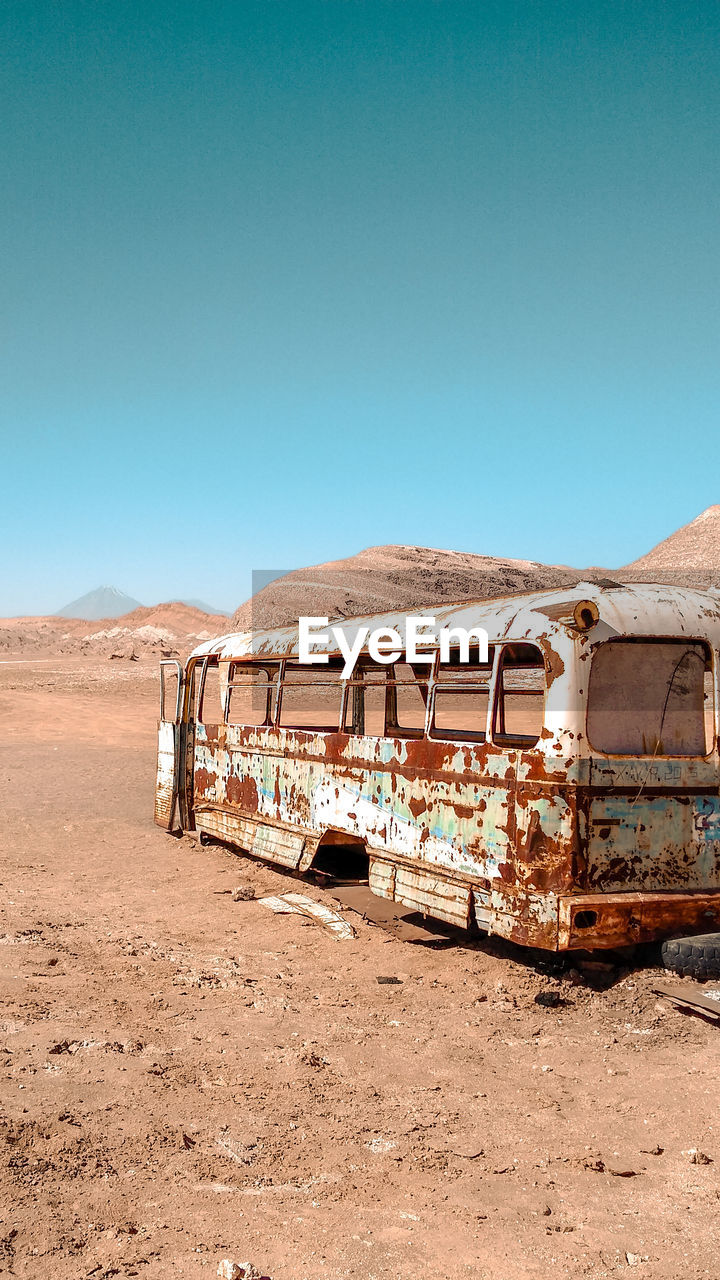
[159,583,720,951]
[154,661,183,831]
[558,890,720,949]
[257,893,356,938]
[330,883,455,942]
[194,804,306,868]
[653,982,720,1020]
[154,718,177,829]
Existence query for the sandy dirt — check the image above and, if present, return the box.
[1,656,719,1279]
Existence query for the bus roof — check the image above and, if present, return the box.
[187,582,720,663]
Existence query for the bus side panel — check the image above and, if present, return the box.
[191,725,580,946]
[585,759,720,894]
[213,726,518,883]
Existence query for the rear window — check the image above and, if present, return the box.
[587,640,713,756]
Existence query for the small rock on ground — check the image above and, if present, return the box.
[231,883,255,902]
[218,1261,262,1280]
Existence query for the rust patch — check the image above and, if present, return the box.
[226,772,259,812]
[452,803,474,820]
[194,767,217,796]
[544,647,565,685]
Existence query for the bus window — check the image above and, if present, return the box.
[344,665,387,736]
[588,640,712,756]
[493,644,544,747]
[227,662,277,727]
[160,664,180,722]
[279,661,343,731]
[387,663,429,737]
[431,655,494,742]
[199,660,225,726]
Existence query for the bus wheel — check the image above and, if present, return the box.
[661,932,720,981]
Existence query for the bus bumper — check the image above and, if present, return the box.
[558,890,720,950]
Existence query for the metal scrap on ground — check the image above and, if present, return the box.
[653,981,720,1020]
[330,883,458,944]
[257,893,356,939]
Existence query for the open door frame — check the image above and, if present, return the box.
[154,659,184,831]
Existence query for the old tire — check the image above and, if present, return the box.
[661,933,720,981]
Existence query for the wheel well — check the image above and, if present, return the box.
[310,832,369,883]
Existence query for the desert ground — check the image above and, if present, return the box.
[1,655,720,1280]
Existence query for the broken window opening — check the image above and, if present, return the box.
[279,660,344,731]
[160,664,181,722]
[226,661,279,727]
[386,663,430,738]
[430,649,494,743]
[493,644,545,747]
[343,664,387,737]
[198,660,225,727]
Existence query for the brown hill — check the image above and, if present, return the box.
[232,544,581,631]
[621,505,720,577]
[109,602,229,634]
[0,601,228,659]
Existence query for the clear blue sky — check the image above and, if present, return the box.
[2,0,719,614]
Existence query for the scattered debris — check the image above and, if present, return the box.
[688,1149,713,1165]
[365,1137,397,1154]
[217,1131,257,1165]
[652,982,720,1021]
[626,1253,649,1266]
[330,883,456,944]
[534,990,561,1007]
[231,883,255,902]
[48,1040,80,1055]
[300,1051,327,1069]
[257,893,355,939]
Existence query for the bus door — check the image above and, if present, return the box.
[155,660,184,831]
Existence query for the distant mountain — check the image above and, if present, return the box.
[56,586,143,620]
[181,598,230,617]
[622,505,720,574]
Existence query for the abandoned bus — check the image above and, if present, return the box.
[154,583,720,951]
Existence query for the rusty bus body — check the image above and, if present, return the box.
[154,583,720,951]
